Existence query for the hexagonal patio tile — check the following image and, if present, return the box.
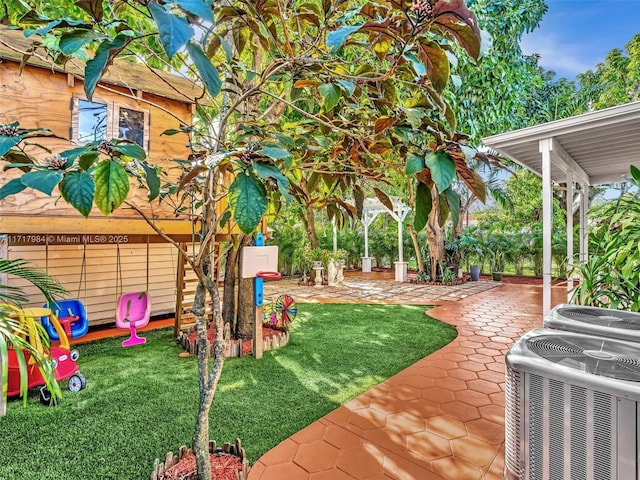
[425,415,468,439]
[405,430,452,461]
[294,441,340,473]
[386,411,426,435]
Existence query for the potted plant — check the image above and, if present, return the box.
[487,233,507,281]
[452,231,483,281]
[310,248,325,269]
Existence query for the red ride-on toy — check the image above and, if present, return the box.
[5,305,86,405]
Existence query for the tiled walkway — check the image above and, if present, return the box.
[264,273,499,305]
[249,281,566,480]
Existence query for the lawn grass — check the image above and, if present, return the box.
[0,303,456,480]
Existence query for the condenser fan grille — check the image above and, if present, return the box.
[556,307,640,329]
[528,335,640,382]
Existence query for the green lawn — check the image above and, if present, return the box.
[0,304,456,480]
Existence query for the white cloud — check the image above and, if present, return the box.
[520,33,596,78]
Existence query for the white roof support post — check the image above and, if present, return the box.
[540,139,554,315]
[579,182,589,264]
[362,206,383,273]
[332,218,337,254]
[566,172,574,301]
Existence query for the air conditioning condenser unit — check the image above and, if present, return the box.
[544,304,640,342]
[505,328,640,480]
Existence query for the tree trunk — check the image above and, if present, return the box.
[304,200,320,249]
[426,188,445,280]
[236,235,255,339]
[222,243,239,336]
[407,224,424,273]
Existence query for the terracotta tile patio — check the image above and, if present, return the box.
[250,279,567,480]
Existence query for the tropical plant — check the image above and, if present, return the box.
[0,258,67,414]
[570,165,640,310]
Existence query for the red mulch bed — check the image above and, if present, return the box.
[160,452,242,480]
[187,326,285,356]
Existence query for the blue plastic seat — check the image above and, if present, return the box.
[42,299,89,340]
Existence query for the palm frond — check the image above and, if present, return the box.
[0,259,67,307]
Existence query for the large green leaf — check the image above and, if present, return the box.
[79,151,99,170]
[113,142,146,160]
[59,171,95,217]
[0,178,27,200]
[142,163,160,201]
[326,24,361,53]
[0,136,21,156]
[405,154,425,174]
[186,42,221,96]
[149,2,194,59]
[414,182,432,231]
[21,170,63,195]
[443,187,460,229]
[229,172,267,233]
[318,83,340,112]
[93,160,130,215]
[59,29,99,55]
[425,151,456,193]
[253,161,290,201]
[175,0,213,23]
[259,147,292,162]
[631,165,640,185]
[84,35,127,100]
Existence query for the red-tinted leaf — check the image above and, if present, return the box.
[353,184,364,218]
[417,40,450,93]
[178,164,208,191]
[433,0,481,61]
[374,117,394,134]
[451,149,486,203]
[373,187,393,212]
[294,79,318,88]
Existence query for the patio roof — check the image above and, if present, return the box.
[482,101,640,314]
[482,101,640,185]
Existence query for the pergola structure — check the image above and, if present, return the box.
[482,101,640,314]
[361,197,411,281]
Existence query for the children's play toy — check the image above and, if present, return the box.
[4,304,86,405]
[41,298,89,341]
[115,291,151,347]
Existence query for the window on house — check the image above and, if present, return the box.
[77,100,108,143]
[71,96,149,151]
[117,107,145,147]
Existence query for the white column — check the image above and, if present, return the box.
[579,183,589,264]
[364,219,369,258]
[566,173,574,300]
[397,216,403,261]
[332,218,337,254]
[540,139,553,315]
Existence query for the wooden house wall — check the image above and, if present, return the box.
[6,243,179,326]
[0,61,193,221]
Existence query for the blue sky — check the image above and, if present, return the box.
[520,0,640,79]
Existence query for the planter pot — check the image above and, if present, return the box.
[312,260,323,269]
[470,265,480,281]
[492,271,503,282]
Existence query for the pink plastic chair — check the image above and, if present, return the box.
[115,292,151,347]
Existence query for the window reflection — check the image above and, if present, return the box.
[78,100,107,142]
[118,108,145,147]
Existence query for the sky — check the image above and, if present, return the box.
[520,0,640,80]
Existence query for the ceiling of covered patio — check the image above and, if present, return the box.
[482,101,640,185]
